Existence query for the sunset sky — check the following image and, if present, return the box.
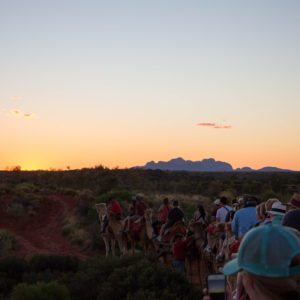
[1,1,300,171]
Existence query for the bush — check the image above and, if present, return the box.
[0,230,17,256]
[6,203,25,216]
[28,255,79,273]
[10,281,70,300]
[65,255,201,300]
[76,190,95,217]
[15,183,38,194]
[6,193,41,216]
[0,257,28,297]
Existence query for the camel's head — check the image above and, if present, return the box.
[144,208,153,221]
[95,203,107,217]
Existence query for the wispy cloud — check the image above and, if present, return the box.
[196,122,232,129]
[213,125,232,129]
[9,109,36,119]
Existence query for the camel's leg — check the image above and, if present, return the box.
[117,237,124,256]
[111,239,116,257]
[197,257,202,288]
[121,236,127,255]
[103,237,110,257]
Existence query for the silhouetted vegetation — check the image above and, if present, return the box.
[0,255,201,300]
[0,168,299,199]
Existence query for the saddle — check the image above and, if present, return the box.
[162,221,186,242]
[130,222,142,234]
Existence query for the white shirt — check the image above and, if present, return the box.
[216,205,232,223]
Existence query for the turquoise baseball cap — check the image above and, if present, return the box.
[223,224,300,277]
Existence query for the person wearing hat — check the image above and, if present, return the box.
[266,201,287,225]
[223,225,300,300]
[282,208,300,232]
[287,193,300,210]
[231,195,258,239]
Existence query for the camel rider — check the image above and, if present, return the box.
[123,194,148,233]
[193,204,207,225]
[135,194,148,217]
[165,200,184,229]
[158,200,184,240]
[158,197,171,224]
[101,197,123,233]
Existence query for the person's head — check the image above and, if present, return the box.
[172,200,179,207]
[237,196,245,208]
[232,202,239,211]
[220,196,227,205]
[282,209,300,232]
[163,197,169,205]
[287,193,300,210]
[265,198,280,212]
[223,225,300,300]
[197,204,206,218]
[256,202,266,222]
[267,202,287,219]
[131,196,137,205]
[243,195,258,207]
[136,194,143,201]
[241,271,300,300]
[214,198,221,207]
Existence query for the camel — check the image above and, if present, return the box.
[188,220,209,288]
[125,208,155,255]
[95,203,125,256]
[156,220,187,266]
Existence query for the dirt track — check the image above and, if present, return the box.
[0,194,87,258]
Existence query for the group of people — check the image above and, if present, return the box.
[203,193,300,300]
[100,195,186,239]
[99,192,300,299]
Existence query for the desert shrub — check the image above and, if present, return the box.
[6,193,41,216]
[76,189,95,216]
[28,255,79,273]
[96,190,134,207]
[65,255,201,300]
[0,230,17,256]
[14,182,38,194]
[0,257,28,297]
[69,228,90,246]
[0,183,13,195]
[6,203,25,216]
[261,190,279,202]
[10,281,70,300]
[58,188,78,196]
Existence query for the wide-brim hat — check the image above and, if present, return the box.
[267,202,287,216]
[214,199,221,205]
[287,194,300,208]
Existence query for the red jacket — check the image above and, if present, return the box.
[109,200,123,215]
[158,204,171,223]
[136,201,148,216]
[172,237,192,261]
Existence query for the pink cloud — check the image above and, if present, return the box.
[197,122,216,127]
[196,122,232,129]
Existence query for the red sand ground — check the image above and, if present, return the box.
[0,194,87,259]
